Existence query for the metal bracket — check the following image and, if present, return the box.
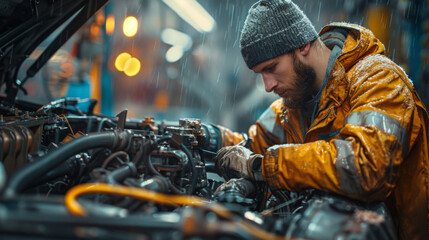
[116,109,128,131]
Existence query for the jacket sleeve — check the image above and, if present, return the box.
[218,100,287,154]
[217,125,245,147]
[262,56,421,202]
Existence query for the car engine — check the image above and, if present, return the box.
[0,98,397,239]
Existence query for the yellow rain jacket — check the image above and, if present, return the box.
[219,23,429,239]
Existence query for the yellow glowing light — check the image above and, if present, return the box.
[123,16,138,37]
[123,57,141,76]
[106,14,115,35]
[115,52,131,71]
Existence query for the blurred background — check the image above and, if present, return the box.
[16,0,429,132]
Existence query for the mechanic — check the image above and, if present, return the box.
[206,0,429,239]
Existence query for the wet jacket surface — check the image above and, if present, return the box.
[220,23,429,239]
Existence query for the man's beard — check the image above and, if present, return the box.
[281,53,316,109]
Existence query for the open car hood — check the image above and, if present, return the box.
[0,0,109,106]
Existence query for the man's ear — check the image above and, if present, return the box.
[298,42,311,56]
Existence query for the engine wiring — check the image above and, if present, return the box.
[58,114,75,136]
[64,182,292,240]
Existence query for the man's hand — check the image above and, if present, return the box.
[214,178,256,205]
[215,145,263,181]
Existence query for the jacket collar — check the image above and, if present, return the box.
[317,22,385,108]
[320,22,385,71]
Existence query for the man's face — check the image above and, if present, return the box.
[253,52,316,109]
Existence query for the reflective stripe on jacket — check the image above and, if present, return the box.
[220,23,429,239]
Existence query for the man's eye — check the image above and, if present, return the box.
[267,65,276,72]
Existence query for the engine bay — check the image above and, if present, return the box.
[0,98,397,239]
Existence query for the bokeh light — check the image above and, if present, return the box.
[165,46,184,63]
[106,14,115,35]
[123,57,141,76]
[123,16,138,37]
[115,52,131,71]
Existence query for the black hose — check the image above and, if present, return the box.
[3,130,131,197]
[168,181,185,194]
[147,156,162,176]
[34,160,74,186]
[97,118,116,132]
[101,151,129,168]
[145,157,185,194]
[181,144,196,194]
[132,145,144,165]
[133,136,171,166]
[106,162,137,185]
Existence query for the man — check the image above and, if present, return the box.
[209,0,429,239]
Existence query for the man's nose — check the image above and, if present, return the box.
[262,73,278,92]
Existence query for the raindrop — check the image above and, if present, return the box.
[201,33,206,48]
[156,71,160,88]
[180,78,184,100]
[389,12,393,28]
[317,1,322,22]
[233,78,239,109]
[196,66,201,78]
[387,40,391,53]
[230,5,235,28]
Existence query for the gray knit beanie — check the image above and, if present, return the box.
[240,0,319,69]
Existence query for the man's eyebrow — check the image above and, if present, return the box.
[261,62,277,72]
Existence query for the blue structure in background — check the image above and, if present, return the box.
[62,0,114,116]
[65,79,91,112]
[101,1,114,117]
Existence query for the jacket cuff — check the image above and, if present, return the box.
[261,152,284,190]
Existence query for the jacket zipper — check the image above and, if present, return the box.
[306,106,335,140]
[280,109,303,144]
